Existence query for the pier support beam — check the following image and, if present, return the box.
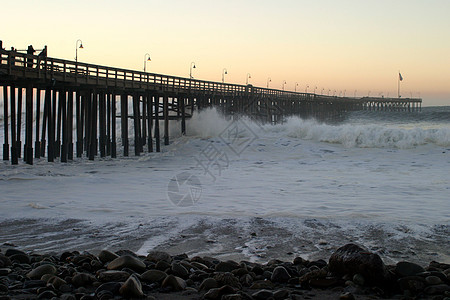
[163,94,169,145]
[3,86,9,161]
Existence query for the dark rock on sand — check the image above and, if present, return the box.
[97,270,130,282]
[271,266,291,283]
[97,250,119,264]
[140,269,167,283]
[95,282,122,296]
[119,274,144,298]
[252,289,273,299]
[107,255,146,273]
[329,243,385,284]
[27,264,57,279]
[161,274,187,291]
[215,260,240,272]
[146,251,171,263]
[171,262,189,278]
[395,261,425,277]
[424,283,450,295]
[199,277,219,291]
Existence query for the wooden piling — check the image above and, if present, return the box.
[121,93,129,156]
[146,92,153,152]
[163,95,169,145]
[3,85,9,160]
[35,89,41,158]
[17,87,22,159]
[10,86,18,165]
[111,93,117,158]
[132,94,141,156]
[24,85,33,165]
[154,95,160,152]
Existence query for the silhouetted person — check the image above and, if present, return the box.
[27,45,35,68]
[38,45,47,58]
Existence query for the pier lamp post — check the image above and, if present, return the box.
[282,80,287,91]
[222,68,228,83]
[314,86,317,94]
[143,53,151,72]
[321,88,324,95]
[333,90,336,96]
[294,82,299,92]
[267,77,271,88]
[246,73,251,85]
[339,91,342,97]
[305,85,309,93]
[328,89,331,96]
[190,62,196,79]
[75,39,83,62]
[354,90,357,97]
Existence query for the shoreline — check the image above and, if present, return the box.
[0,244,449,299]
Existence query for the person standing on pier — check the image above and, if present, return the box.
[27,45,35,68]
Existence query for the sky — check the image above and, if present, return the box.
[2,0,450,105]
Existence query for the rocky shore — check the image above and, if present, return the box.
[0,243,449,300]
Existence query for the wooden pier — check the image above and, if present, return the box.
[0,46,422,165]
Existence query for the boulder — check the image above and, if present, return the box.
[119,274,144,298]
[107,255,146,273]
[329,244,385,284]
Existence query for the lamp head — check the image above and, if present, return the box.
[79,43,84,49]
[193,64,196,68]
[147,57,151,61]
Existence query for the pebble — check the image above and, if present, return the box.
[215,260,240,272]
[352,273,365,286]
[0,269,11,276]
[26,264,57,279]
[199,278,219,291]
[146,251,171,263]
[161,274,187,291]
[426,275,443,285]
[271,266,291,283]
[97,250,119,264]
[252,289,273,300]
[395,261,425,277]
[72,272,95,287]
[119,274,144,298]
[107,255,146,273]
[140,269,167,283]
[97,270,130,282]
[171,262,189,278]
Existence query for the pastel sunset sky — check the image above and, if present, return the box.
[3,0,449,105]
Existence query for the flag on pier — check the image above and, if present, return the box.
[399,72,403,81]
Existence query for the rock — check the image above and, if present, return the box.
[398,276,426,292]
[9,254,30,264]
[329,244,385,284]
[37,290,57,299]
[72,272,95,287]
[425,275,442,285]
[203,285,236,299]
[222,294,243,300]
[23,279,46,288]
[395,261,425,277]
[424,284,450,295]
[161,275,186,291]
[199,278,219,291]
[140,269,167,283]
[0,268,11,276]
[95,282,122,296]
[171,262,189,278]
[4,249,26,257]
[155,260,171,271]
[271,266,291,283]
[309,278,339,288]
[215,260,240,272]
[0,284,8,293]
[352,273,365,286]
[339,292,355,300]
[252,289,273,300]
[146,251,171,263]
[0,255,11,268]
[250,280,274,290]
[107,255,146,273]
[48,276,67,289]
[98,250,119,264]
[27,264,57,279]
[119,274,144,298]
[60,294,77,300]
[240,274,253,287]
[273,289,290,300]
[191,262,209,270]
[214,272,241,289]
[97,270,130,282]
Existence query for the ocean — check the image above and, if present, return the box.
[0,105,449,265]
